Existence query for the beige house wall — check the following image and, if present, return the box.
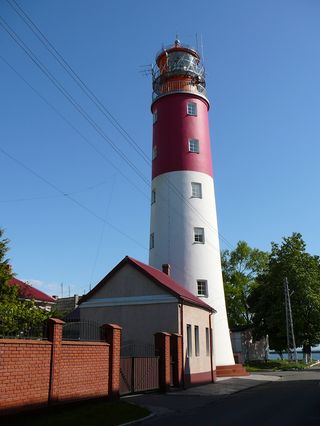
[182,304,214,375]
[80,263,179,345]
[88,263,170,298]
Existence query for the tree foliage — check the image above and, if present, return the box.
[222,241,268,328]
[249,233,320,354]
[0,228,51,338]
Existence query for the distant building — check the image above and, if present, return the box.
[231,326,269,364]
[54,294,81,317]
[8,277,56,311]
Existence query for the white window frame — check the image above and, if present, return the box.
[186,324,192,357]
[197,279,208,297]
[152,145,157,160]
[188,139,200,153]
[191,182,202,198]
[150,233,154,249]
[194,227,205,244]
[194,325,200,357]
[151,189,156,204]
[187,102,197,116]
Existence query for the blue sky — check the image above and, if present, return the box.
[1,0,319,297]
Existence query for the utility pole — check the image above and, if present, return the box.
[284,277,297,362]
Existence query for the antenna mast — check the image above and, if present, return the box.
[284,277,297,362]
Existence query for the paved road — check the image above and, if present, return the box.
[130,369,320,426]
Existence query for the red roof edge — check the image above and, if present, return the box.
[80,256,215,312]
[8,278,56,303]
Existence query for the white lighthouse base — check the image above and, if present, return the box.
[149,170,235,367]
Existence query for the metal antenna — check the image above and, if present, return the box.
[200,33,205,64]
[284,277,297,362]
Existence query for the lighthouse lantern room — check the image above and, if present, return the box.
[149,39,235,367]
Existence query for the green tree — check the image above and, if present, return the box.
[222,241,268,328]
[0,228,51,337]
[249,233,320,359]
[0,228,17,302]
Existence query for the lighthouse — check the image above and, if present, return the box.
[149,40,235,367]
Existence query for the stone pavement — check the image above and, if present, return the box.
[125,373,281,418]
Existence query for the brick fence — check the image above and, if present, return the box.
[0,319,121,414]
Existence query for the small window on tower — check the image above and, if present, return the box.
[188,139,200,153]
[187,102,197,116]
[197,280,208,297]
[194,227,205,244]
[153,110,157,124]
[151,190,156,204]
[152,145,157,160]
[191,182,202,198]
[150,233,154,249]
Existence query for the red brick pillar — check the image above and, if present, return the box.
[48,318,64,403]
[155,332,171,392]
[170,333,183,387]
[102,323,122,399]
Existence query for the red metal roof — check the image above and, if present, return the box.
[8,278,56,303]
[128,257,214,311]
[81,256,214,312]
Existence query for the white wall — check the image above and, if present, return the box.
[149,170,234,366]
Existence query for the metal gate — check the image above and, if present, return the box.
[120,342,159,395]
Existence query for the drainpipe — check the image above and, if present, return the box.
[179,300,185,388]
[209,312,214,382]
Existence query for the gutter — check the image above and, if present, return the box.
[209,312,214,382]
[180,299,185,388]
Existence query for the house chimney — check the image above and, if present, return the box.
[162,264,171,276]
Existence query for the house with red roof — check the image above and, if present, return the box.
[79,256,217,385]
[8,277,56,311]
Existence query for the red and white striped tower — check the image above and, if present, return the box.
[149,40,234,367]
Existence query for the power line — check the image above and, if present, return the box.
[4,1,235,250]
[0,15,150,188]
[0,179,111,203]
[1,10,234,250]
[6,0,150,165]
[0,54,149,202]
[0,146,148,251]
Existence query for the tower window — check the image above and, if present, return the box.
[150,233,154,249]
[197,280,208,297]
[152,145,157,160]
[188,139,199,153]
[186,324,192,357]
[195,326,200,356]
[153,110,157,124]
[187,102,197,116]
[194,227,205,244]
[151,190,156,204]
[191,182,202,198]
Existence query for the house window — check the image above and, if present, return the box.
[150,233,154,249]
[205,327,210,356]
[152,145,157,160]
[195,326,200,356]
[187,324,192,357]
[187,102,197,116]
[191,182,202,198]
[197,280,208,297]
[194,227,205,244]
[153,110,157,124]
[188,139,199,153]
[151,190,156,204]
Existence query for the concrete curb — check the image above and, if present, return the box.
[119,412,155,426]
